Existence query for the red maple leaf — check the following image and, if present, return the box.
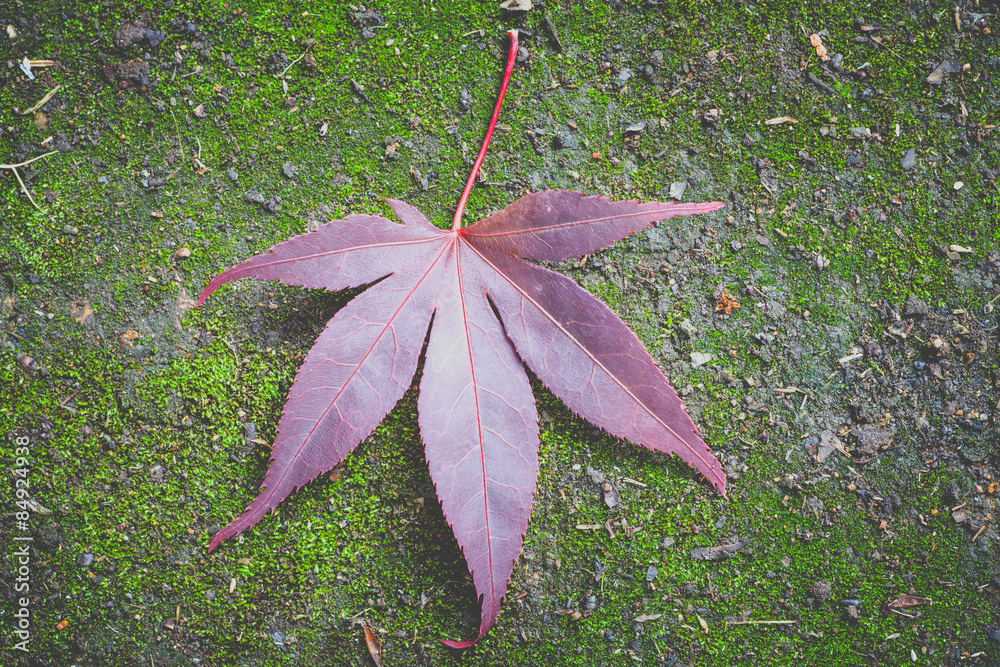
[197,30,724,646]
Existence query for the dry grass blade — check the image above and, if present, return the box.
[1,150,58,212]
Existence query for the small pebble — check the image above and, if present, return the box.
[668,181,687,200]
[144,30,166,47]
[900,147,916,170]
[953,181,963,190]
[809,580,832,601]
[645,565,658,582]
[690,351,713,368]
[76,552,95,567]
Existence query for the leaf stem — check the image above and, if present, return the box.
[451,29,519,231]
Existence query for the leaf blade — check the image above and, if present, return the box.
[463,191,724,261]
[384,197,440,230]
[196,216,440,305]
[420,240,539,642]
[208,247,443,551]
[473,247,725,493]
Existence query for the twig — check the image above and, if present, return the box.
[224,339,241,372]
[1,151,58,211]
[59,388,80,406]
[869,38,910,66]
[277,52,307,80]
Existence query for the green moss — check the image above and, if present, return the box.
[2,0,997,664]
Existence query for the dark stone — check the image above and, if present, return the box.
[35,523,61,551]
[115,23,147,49]
[809,580,832,602]
[903,295,929,318]
[945,480,961,505]
[144,30,166,47]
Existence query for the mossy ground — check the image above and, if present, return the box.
[1,1,998,665]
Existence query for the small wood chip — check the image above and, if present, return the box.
[22,85,61,115]
[363,626,383,667]
[887,594,932,608]
[634,613,663,622]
